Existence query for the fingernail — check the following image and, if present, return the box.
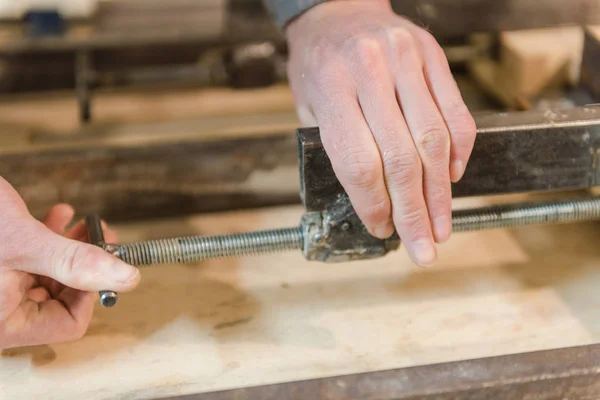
[450,160,464,182]
[433,215,452,244]
[109,261,139,284]
[374,222,394,238]
[411,240,437,267]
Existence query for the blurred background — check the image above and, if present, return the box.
[1,0,600,222]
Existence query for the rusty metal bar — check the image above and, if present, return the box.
[299,105,600,212]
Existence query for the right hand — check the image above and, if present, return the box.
[285,0,477,266]
[0,177,140,350]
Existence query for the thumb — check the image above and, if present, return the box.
[14,225,140,293]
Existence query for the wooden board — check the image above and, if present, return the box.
[499,27,584,96]
[0,84,296,134]
[2,193,600,399]
[469,26,586,109]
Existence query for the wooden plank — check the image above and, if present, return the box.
[0,84,296,134]
[3,194,600,399]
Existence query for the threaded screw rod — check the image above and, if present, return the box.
[113,196,600,267]
[452,196,600,233]
[115,226,303,266]
[98,196,600,308]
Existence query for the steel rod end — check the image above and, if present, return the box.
[99,291,118,308]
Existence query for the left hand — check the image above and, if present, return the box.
[0,203,119,349]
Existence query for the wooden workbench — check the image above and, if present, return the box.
[2,193,600,400]
[1,47,600,398]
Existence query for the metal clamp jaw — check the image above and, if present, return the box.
[301,198,400,263]
[297,128,400,263]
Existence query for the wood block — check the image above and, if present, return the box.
[499,27,584,96]
[469,26,590,109]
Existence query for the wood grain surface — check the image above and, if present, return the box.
[2,193,600,400]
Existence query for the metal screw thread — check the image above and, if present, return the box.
[116,227,303,266]
[110,197,600,267]
[452,197,600,233]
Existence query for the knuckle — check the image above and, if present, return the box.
[400,207,424,226]
[351,35,384,71]
[416,124,450,158]
[387,27,416,57]
[416,29,438,49]
[340,148,382,190]
[383,149,421,187]
[345,161,380,190]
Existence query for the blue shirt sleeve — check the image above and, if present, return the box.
[262,0,329,28]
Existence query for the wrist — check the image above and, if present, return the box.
[285,0,391,39]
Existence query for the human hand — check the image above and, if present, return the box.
[0,178,140,349]
[286,0,476,265]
